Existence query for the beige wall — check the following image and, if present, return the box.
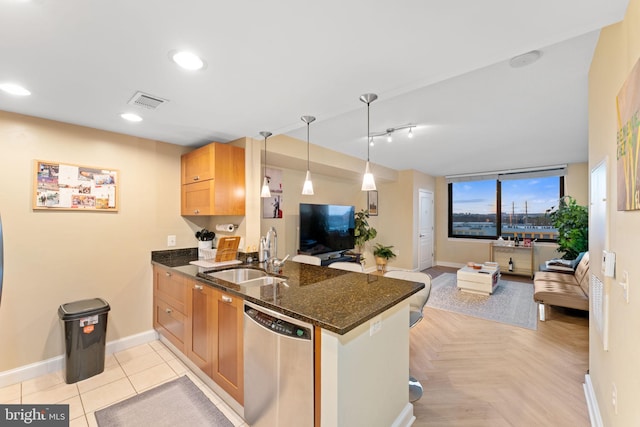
[589,2,640,424]
[0,111,195,371]
[434,163,589,268]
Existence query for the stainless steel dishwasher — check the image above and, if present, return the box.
[244,301,314,427]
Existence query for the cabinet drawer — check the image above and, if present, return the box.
[154,267,187,313]
[155,297,186,350]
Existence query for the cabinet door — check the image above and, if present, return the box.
[212,289,244,404]
[212,144,245,215]
[181,180,215,216]
[181,144,215,183]
[188,282,214,376]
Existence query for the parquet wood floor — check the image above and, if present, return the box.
[410,266,590,426]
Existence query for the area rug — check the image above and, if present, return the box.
[426,273,538,330]
[94,376,234,427]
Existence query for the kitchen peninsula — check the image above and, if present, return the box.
[152,249,423,427]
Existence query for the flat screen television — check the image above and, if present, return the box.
[299,203,355,256]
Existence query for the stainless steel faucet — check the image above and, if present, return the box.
[267,254,289,274]
[266,226,277,261]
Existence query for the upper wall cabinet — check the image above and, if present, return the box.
[181,142,246,216]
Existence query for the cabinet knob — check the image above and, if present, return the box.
[194,209,200,214]
[165,308,172,314]
[221,295,233,303]
[195,284,203,291]
[165,272,171,277]
[193,176,200,181]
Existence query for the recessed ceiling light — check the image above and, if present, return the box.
[0,83,31,96]
[509,50,542,68]
[171,50,205,71]
[121,113,142,122]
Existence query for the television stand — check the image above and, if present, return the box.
[321,253,361,267]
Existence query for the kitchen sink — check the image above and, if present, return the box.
[207,268,268,284]
[240,276,287,288]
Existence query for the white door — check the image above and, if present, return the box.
[419,190,434,270]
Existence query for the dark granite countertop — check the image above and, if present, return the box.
[151,249,424,335]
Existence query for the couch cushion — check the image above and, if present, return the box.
[534,280,589,311]
[533,271,579,285]
[572,251,590,284]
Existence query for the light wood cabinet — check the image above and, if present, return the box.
[153,266,188,351]
[211,289,244,405]
[188,282,214,376]
[489,243,534,278]
[154,265,244,405]
[180,142,245,216]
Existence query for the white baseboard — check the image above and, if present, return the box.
[435,260,465,269]
[390,402,416,427]
[584,374,603,427]
[0,329,158,388]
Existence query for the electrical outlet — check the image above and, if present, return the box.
[369,315,382,336]
[612,383,618,415]
[167,235,176,247]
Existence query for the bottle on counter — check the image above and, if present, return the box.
[508,257,514,272]
[259,236,267,262]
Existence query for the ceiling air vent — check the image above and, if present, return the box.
[127,91,168,110]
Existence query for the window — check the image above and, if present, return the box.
[448,169,564,242]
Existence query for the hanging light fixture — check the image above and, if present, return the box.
[260,131,272,198]
[359,93,378,191]
[368,124,416,143]
[301,115,316,195]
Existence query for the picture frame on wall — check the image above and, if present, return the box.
[368,190,378,216]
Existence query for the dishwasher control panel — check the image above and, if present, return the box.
[245,306,311,340]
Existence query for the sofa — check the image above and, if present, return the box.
[533,252,589,321]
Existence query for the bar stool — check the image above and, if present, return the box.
[383,270,432,402]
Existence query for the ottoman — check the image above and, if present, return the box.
[457,265,500,295]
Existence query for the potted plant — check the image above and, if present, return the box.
[373,243,396,272]
[354,209,377,251]
[547,196,588,259]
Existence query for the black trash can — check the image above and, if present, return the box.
[58,298,110,384]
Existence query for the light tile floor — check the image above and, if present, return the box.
[0,340,247,426]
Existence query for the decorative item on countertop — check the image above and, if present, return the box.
[196,228,215,258]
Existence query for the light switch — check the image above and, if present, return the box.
[603,250,616,277]
[620,271,629,303]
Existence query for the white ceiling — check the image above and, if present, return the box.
[0,0,629,177]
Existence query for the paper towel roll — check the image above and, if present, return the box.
[215,224,235,232]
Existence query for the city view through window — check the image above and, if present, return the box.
[450,176,561,241]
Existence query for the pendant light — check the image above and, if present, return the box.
[301,115,316,195]
[359,93,378,191]
[260,131,272,198]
